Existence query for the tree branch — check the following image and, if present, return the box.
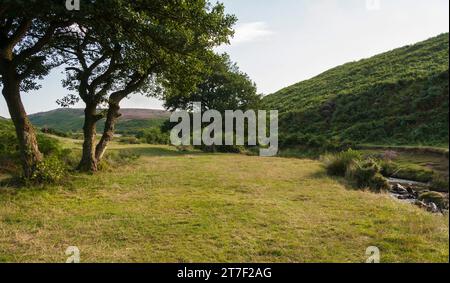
[110,73,148,103]
[7,18,32,49]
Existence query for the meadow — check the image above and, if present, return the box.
[0,138,448,263]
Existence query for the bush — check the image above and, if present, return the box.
[30,155,67,183]
[430,174,449,192]
[37,134,64,156]
[0,130,19,160]
[41,128,69,138]
[322,149,362,177]
[118,136,141,144]
[142,128,169,145]
[347,159,389,191]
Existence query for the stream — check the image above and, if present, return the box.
[387,178,449,214]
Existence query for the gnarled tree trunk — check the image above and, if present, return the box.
[78,104,99,172]
[1,59,43,178]
[95,102,121,162]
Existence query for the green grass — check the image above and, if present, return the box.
[0,141,448,263]
[360,148,449,180]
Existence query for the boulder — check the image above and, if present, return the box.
[419,191,449,210]
[427,202,439,213]
[391,184,408,195]
[406,187,418,198]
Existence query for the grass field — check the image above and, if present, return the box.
[0,140,448,263]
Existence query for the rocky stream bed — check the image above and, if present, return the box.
[388,178,449,214]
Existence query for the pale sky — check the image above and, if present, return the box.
[1,0,449,118]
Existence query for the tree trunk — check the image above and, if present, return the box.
[1,61,43,179]
[95,102,121,162]
[78,104,99,172]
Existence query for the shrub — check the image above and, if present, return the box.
[119,136,141,144]
[346,159,389,192]
[37,134,64,156]
[430,174,449,192]
[379,160,398,177]
[0,131,19,159]
[142,128,169,145]
[322,149,362,177]
[58,148,81,169]
[41,128,69,138]
[30,155,67,183]
[370,173,391,192]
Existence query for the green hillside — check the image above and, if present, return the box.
[264,33,449,148]
[29,108,170,135]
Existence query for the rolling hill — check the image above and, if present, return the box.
[263,33,449,148]
[29,108,171,135]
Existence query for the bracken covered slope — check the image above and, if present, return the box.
[263,33,449,147]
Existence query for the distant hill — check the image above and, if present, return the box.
[263,33,449,148]
[29,108,171,134]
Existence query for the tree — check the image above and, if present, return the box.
[57,0,236,171]
[163,53,261,151]
[164,54,260,113]
[0,0,76,178]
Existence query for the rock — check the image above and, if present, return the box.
[419,191,448,210]
[427,202,440,213]
[391,184,408,195]
[406,187,415,195]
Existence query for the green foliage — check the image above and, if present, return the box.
[41,128,69,138]
[1,119,63,161]
[164,53,261,112]
[30,155,67,184]
[0,119,78,182]
[430,175,449,192]
[322,149,362,177]
[380,160,434,183]
[346,159,389,192]
[118,136,141,145]
[323,149,389,191]
[264,34,449,147]
[36,134,63,156]
[137,128,170,145]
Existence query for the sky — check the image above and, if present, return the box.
[1,0,449,118]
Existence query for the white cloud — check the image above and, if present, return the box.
[231,22,274,45]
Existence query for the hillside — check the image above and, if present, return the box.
[29,108,171,134]
[263,33,449,148]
